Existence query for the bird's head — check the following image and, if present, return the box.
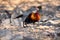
[30,6,43,21]
[35,5,43,17]
[37,6,42,10]
[35,6,42,12]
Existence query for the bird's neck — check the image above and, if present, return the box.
[35,12,40,20]
[35,11,39,15]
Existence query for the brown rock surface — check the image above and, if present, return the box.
[0,0,60,10]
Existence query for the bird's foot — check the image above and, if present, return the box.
[23,26,29,28]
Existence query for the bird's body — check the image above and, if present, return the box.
[30,12,41,21]
[24,11,41,27]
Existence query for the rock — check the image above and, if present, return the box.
[1,19,11,26]
[0,10,11,25]
[37,25,50,29]
[41,15,49,22]
[0,29,7,37]
[54,23,60,27]
[11,18,20,26]
[1,30,13,40]
[56,37,60,40]
[23,37,35,40]
[56,11,60,18]
[31,29,40,33]
[11,18,23,27]
[0,10,11,19]
[0,29,12,37]
[48,20,60,24]
[56,33,60,37]
[56,6,60,11]
[11,6,24,19]
[55,27,60,33]
[11,34,23,40]
[43,32,50,35]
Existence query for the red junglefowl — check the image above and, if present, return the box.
[23,6,42,27]
[23,11,42,27]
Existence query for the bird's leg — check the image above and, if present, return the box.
[37,20,40,26]
[33,22,35,27]
[23,22,26,28]
[23,22,28,28]
[26,23,29,27]
[10,18,12,26]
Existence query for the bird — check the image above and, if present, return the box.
[23,6,42,27]
[23,11,41,28]
[13,6,42,28]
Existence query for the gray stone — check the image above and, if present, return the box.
[1,19,11,26]
[11,18,23,27]
[11,7,24,19]
[0,30,13,40]
[23,37,35,40]
[0,29,12,38]
[11,34,23,40]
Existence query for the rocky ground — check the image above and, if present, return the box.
[0,0,60,40]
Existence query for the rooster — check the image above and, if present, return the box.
[23,10,41,27]
[23,6,42,27]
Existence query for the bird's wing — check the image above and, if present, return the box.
[22,11,32,21]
